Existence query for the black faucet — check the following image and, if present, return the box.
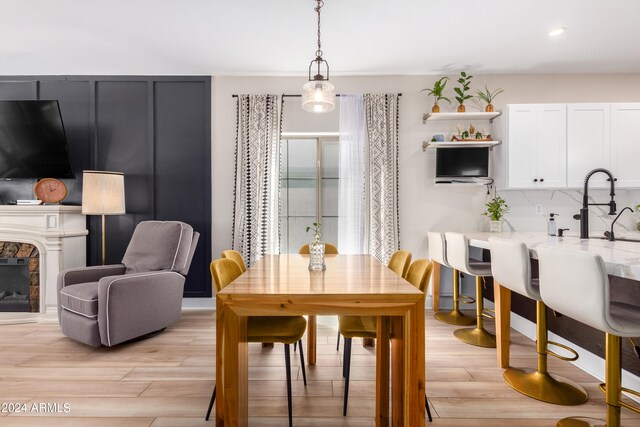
[572,168,617,239]
[604,206,633,241]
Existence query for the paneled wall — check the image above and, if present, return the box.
[0,76,211,297]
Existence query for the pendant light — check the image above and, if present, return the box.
[302,0,335,113]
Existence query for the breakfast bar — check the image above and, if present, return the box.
[463,231,640,369]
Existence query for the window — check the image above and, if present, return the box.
[280,135,339,254]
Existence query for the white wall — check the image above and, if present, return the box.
[212,73,640,273]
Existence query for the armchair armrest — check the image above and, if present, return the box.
[57,264,126,322]
[97,271,185,346]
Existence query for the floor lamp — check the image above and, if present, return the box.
[82,171,126,265]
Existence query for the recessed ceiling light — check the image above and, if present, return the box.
[549,27,566,37]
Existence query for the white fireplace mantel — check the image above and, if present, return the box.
[0,205,87,323]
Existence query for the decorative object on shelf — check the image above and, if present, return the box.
[33,178,67,204]
[469,124,475,135]
[454,71,473,112]
[433,134,445,142]
[301,0,335,113]
[452,125,493,141]
[635,203,640,231]
[82,170,126,265]
[483,195,509,232]
[420,77,451,113]
[306,222,326,270]
[476,85,505,112]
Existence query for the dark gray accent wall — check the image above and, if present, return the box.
[0,76,212,298]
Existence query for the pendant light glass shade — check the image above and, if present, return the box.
[302,80,335,113]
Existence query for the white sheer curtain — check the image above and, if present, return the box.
[337,94,367,254]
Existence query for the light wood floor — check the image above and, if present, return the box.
[1,310,639,426]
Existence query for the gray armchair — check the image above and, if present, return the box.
[57,221,199,347]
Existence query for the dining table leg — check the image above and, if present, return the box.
[432,261,441,312]
[307,315,316,365]
[391,316,404,427]
[216,298,248,427]
[376,316,391,426]
[493,281,512,369]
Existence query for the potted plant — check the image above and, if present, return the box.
[420,77,451,113]
[483,195,509,232]
[476,85,504,112]
[454,71,473,112]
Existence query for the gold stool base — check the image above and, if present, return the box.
[556,417,605,427]
[503,368,588,405]
[453,327,496,348]
[434,310,476,326]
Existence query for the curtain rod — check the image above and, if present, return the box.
[231,93,402,98]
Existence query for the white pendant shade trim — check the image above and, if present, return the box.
[302,80,335,113]
[82,170,126,215]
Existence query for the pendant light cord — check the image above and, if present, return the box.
[315,0,323,59]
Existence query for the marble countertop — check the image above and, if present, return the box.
[465,231,640,280]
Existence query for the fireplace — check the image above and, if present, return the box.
[0,243,39,313]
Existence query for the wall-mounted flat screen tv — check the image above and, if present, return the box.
[0,100,74,179]
[436,147,489,178]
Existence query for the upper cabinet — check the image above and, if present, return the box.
[567,104,611,188]
[507,102,640,190]
[610,103,640,188]
[507,104,566,189]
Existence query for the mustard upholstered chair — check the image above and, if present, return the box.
[387,249,412,278]
[338,259,434,420]
[298,242,339,254]
[221,249,247,273]
[205,259,307,427]
[336,249,413,351]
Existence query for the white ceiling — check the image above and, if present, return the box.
[3,0,640,76]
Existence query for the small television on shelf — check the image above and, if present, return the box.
[0,100,74,179]
[436,147,489,180]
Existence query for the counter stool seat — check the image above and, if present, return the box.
[428,232,476,326]
[489,237,587,406]
[445,232,496,348]
[538,245,640,427]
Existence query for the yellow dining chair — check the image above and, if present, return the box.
[205,258,307,427]
[336,249,413,351]
[221,249,246,272]
[298,242,339,254]
[338,259,434,421]
[388,249,412,278]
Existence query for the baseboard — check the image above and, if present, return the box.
[509,311,640,404]
[181,298,215,310]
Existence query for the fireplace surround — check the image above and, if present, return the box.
[0,205,87,322]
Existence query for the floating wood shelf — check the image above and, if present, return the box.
[422,111,502,124]
[422,140,502,151]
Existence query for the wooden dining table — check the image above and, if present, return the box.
[215,254,426,426]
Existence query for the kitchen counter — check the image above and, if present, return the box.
[465,231,640,280]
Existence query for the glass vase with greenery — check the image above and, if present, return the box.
[306,222,326,270]
[420,77,450,113]
[476,85,504,112]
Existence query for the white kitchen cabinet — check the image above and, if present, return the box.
[567,104,611,188]
[507,104,566,189]
[610,103,640,188]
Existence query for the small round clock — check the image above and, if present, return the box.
[34,178,68,204]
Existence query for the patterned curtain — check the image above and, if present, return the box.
[365,93,400,264]
[232,95,282,266]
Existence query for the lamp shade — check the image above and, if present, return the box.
[302,80,335,113]
[82,170,126,215]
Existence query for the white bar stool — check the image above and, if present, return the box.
[428,232,475,326]
[489,237,588,405]
[445,232,496,348]
[538,245,640,427]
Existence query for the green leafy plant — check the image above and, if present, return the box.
[454,71,473,107]
[476,85,504,105]
[420,77,451,106]
[483,196,509,221]
[306,222,322,235]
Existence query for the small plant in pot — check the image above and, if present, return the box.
[476,85,504,112]
[454,71,473,112]
[420,77,451,113]
[483,195,509,232]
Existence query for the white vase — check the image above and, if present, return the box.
[489,220,503,233]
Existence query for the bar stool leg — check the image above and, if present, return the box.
[504,301,588,405]
[453,276,496,348]
[434,269,475,326]
[556,334,622,427]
